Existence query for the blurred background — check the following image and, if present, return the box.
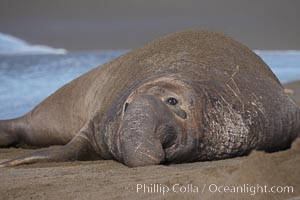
[1,0,300,50]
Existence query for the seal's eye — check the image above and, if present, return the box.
[166,97,178,106]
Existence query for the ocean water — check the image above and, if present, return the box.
[0,34,300,119]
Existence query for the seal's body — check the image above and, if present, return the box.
[0,30,299,167]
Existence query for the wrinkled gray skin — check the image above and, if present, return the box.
[0,30,300,167]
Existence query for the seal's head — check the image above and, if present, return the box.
[117,76,201,167]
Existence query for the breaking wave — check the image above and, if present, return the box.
[0,32,67,55]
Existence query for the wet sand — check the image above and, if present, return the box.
[0,81,300,200]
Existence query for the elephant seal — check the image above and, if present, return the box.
[0,30,299,167]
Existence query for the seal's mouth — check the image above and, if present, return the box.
[160,144,178,164]
[155,124,179,164]
[162,140,198,164]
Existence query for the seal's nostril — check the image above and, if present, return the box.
[124,103,129,112]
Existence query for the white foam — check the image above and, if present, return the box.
[0,32,67,55]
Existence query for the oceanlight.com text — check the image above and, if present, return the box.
[127,183,294,196]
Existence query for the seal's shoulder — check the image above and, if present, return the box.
[143,29,243,54]
[157,29,231,43]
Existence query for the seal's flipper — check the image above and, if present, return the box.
[0,130,100,167]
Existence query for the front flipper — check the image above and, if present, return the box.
[0,123,100,167]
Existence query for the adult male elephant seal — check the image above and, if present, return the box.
[0,30,299,167]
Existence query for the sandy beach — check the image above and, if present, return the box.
[0,81,299,200]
